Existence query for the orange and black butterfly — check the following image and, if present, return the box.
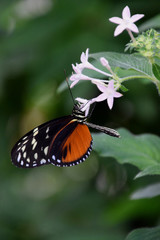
[11,102,120,168]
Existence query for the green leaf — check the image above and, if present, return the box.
[135,165,160,179]
[125,226,160,240]
[131,182,160,199]
[152,63,160,81]
[58,52,159,93]
[92,128,160,178]
[139,14,160,31]
[90,52,154,79]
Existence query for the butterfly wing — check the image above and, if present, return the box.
[11,115,73,168]
[48,121,93,167]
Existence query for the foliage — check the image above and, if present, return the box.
[125,226,160,240]
[1,0,160,240]
[93,128,160,178]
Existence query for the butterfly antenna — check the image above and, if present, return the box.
[64,69,75,104]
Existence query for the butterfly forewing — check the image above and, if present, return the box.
[11,116,73,168]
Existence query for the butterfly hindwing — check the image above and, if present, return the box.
[49,121,93,167]
[11,115,73,168]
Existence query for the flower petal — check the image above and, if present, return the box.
[80,48,89,62]
[96,83,107,93]
[80,52,85,63]
[109,17,123,24]
[131,14,144,23]
[72,63,82,74]
[113,92,123,98]
[70,79,79,88]
[70,74,80,81]
[76,97,91,116]
[107,96,114,109]
[108,80,115,90]
[76,97,88,104]
[122,6,131,20]
[114,24,126,36]
[127,23,139,33]
[93,93,107,102]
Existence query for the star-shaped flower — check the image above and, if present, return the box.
[109,6,144,36]
[70,49,112,88]
[92,80,122,109]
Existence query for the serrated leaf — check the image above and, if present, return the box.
[125,226,160,240]
[92,128,160,178]
[90,52,154,78]
[152,63,160,81]
[135,165,160,179]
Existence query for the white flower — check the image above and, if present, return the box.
[109,6,144,36]
[76,80,122,111]
[70,49,112,88]
[75,97,92,116]
[91,80,122,109]
[100,57,113,73]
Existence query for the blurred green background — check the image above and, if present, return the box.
[1,0,160,239]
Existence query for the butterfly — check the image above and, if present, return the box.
[11,102,120,168]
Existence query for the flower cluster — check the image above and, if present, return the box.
[70,49,122,115]
[126,29,160,60]
[69,6,146,115]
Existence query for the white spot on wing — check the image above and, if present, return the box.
[52,155,55,160]
[22,145,26,152]
[34,153,38,159]
[44,146,49,155]
[22,136,28,140]
[32,142,37,150]
[17,153,21,162]
[57,159,61,163]
[17,147,21,151]
[23,152,27,158]
[33,127,38,132]
[40,159,46,164]
[33,127,39,136]
[20,160,24,166]
[46,127,49,133]
[23,140,28,145]
[31,138,36,145]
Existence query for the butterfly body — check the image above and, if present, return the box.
[11,103,119,168]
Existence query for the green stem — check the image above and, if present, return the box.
[118,74,160,95]
[119,75,155,83]
[127,29,136,43]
